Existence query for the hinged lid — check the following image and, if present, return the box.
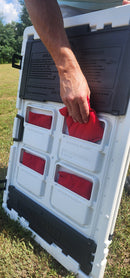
[19,24,130,115]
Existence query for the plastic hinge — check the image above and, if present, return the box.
[12,54,22,70]
[13,114,24,142]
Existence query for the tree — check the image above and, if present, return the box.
[14,0,32,55]
[20,1,31,25]
[0,1,32,63]
[19,0,32,33]
[0,20,18,63]
[0,20,4,63]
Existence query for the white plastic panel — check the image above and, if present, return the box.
[23,125,52,152]
[51,184,93,226]
[3,5,130,278]
[64,4,130,29]
[23,105,55,152]
[17,166,45,196]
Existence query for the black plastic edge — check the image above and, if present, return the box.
[19,36,34,98]
[7,185,97,275]
[66,23,91,37]
[12,54,22,70]
[13,114,24,142]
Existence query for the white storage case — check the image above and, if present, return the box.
[3,5,130,278]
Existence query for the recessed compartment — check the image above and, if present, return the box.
[23,106,54,152]
[58,117,112,172]
[20,149,46,174]
[59,106,104,144]
[25,106,53,129]
[55,168,93,201]
[51,164,99,225]
[58,136,104,172]
[17,149,47,196]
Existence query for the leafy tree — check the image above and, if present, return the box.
[0,20,18,63]
[19,0,32,29]
[0,1,32,63]
[14,1,32,55]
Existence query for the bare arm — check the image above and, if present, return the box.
[24,0,90,123]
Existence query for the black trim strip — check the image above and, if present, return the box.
[7,185,97,275]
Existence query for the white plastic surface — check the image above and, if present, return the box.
[3,5,130,278]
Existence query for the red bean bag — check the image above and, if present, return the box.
[60,98,104,142]
[28,111,52,129]
[22,151,45,175]
[58,171,92,200]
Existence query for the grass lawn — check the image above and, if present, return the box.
[0,64,129,278]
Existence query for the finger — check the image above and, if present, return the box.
[71,103,83,123]
[78,98,89,123]
[63,100,72,116]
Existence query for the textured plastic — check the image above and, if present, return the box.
[19,24,130,115]
[2,5,130,278]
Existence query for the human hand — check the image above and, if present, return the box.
[122,0,130,4]
[58,49,90,124]
[60,69,90,123]
[60,72,90,124]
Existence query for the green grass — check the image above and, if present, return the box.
[0,64,18,170]
[0,64,129,278]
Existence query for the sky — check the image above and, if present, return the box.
[0,0,22,24]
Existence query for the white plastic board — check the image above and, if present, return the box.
[2,5,130,278]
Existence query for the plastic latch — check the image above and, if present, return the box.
[12,54,22,70]
[13,114,24,142]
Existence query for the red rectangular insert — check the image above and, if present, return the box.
[58,171,92,200]
[28,111,52,129]
[22,151,45,175]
